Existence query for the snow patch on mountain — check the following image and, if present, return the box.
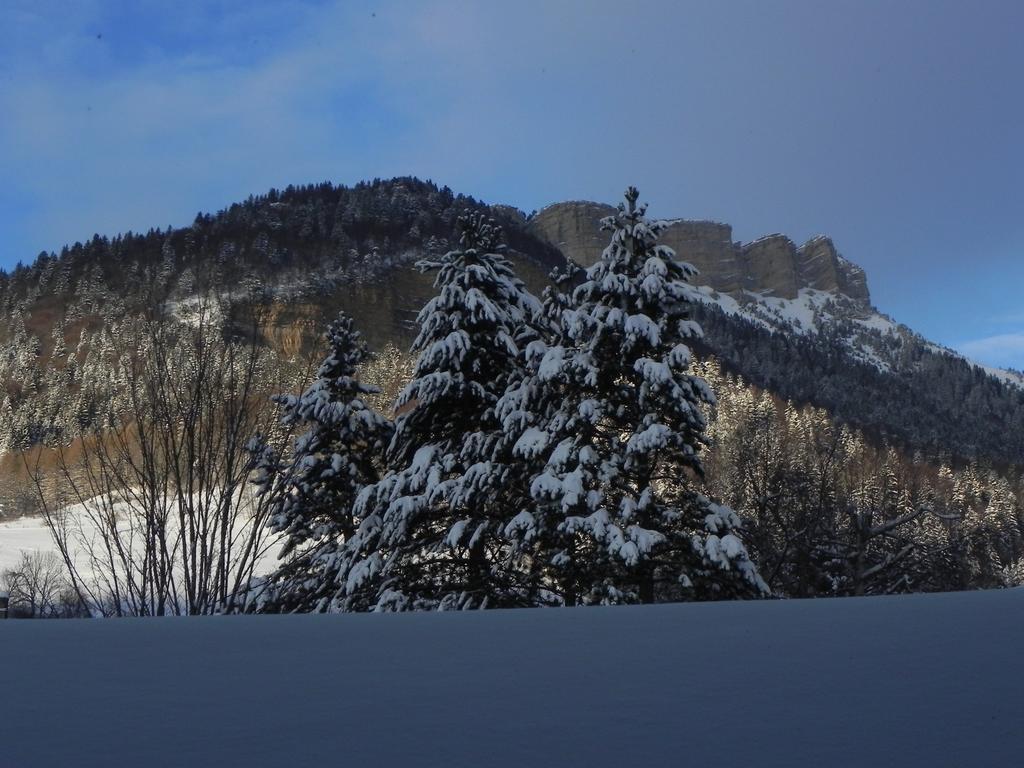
[689,285,900,371]
[971,362,1024,389]
[688,283,1024,389]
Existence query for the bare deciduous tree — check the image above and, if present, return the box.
[26,290,309,616]
[1,551,83,618]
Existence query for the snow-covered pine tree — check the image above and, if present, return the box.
[492,260,586,606]
[507,187,767,604]
[252,313,393,612]
[335,214,541,611]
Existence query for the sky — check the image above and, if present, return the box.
[1,0,1022,369]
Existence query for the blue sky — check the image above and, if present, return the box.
[2,0,1023,369]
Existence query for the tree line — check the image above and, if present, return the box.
[250,189,765,611]
[3,185,1022,616]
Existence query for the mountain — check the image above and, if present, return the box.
[529,201,870,303]
[529,200,1023,462]
[0,177,1021,485]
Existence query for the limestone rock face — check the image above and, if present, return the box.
[662,220,745,294]
[528,202,616,266]
[836,257,870,305]
[528,201,871,307]
[743,234,801,299]
[796,235,843,292]
[797,235,871,304]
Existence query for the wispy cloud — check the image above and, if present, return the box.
[958,333,1024,372]
[0,2,472,257]
[3,0,1024,376]
[987,309,1024,326]
[0,0,837,260]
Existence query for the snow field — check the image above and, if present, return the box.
[1,588,1021,767]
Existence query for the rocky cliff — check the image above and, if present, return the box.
[528,202,871,305]
[4,176,1024,487]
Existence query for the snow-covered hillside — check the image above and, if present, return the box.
[0,498,284,583]
[1,590,1021,767]
[0,514,54,573]
[690,283,1024,388]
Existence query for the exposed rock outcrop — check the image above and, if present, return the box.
[528,201,616,266]
[528,201,872,306]
[743,234,800,299]
[836,257,870,305]
[798,235,871,304]
[664,220,745,294]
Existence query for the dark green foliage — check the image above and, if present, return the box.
[691,303,1024,465]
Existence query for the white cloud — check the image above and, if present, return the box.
[0,3,420,255]
[958,333,1024,372]
[0,0,758,260]
[989,310,1024,325]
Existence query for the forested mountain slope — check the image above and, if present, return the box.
[530,200,1024,463]
[1,179,1021,602]
[0,176,1020,476]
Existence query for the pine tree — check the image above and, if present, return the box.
[491,260,587,607]
[253,313,393,612]
[335,214,541,611]
[506,187,766,604]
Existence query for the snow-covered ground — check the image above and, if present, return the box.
[0,496,284,581]
[1,589,1021,767]
[0,514,55,573]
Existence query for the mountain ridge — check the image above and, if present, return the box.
[0,177,1021,474]
[527,200,870,305]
